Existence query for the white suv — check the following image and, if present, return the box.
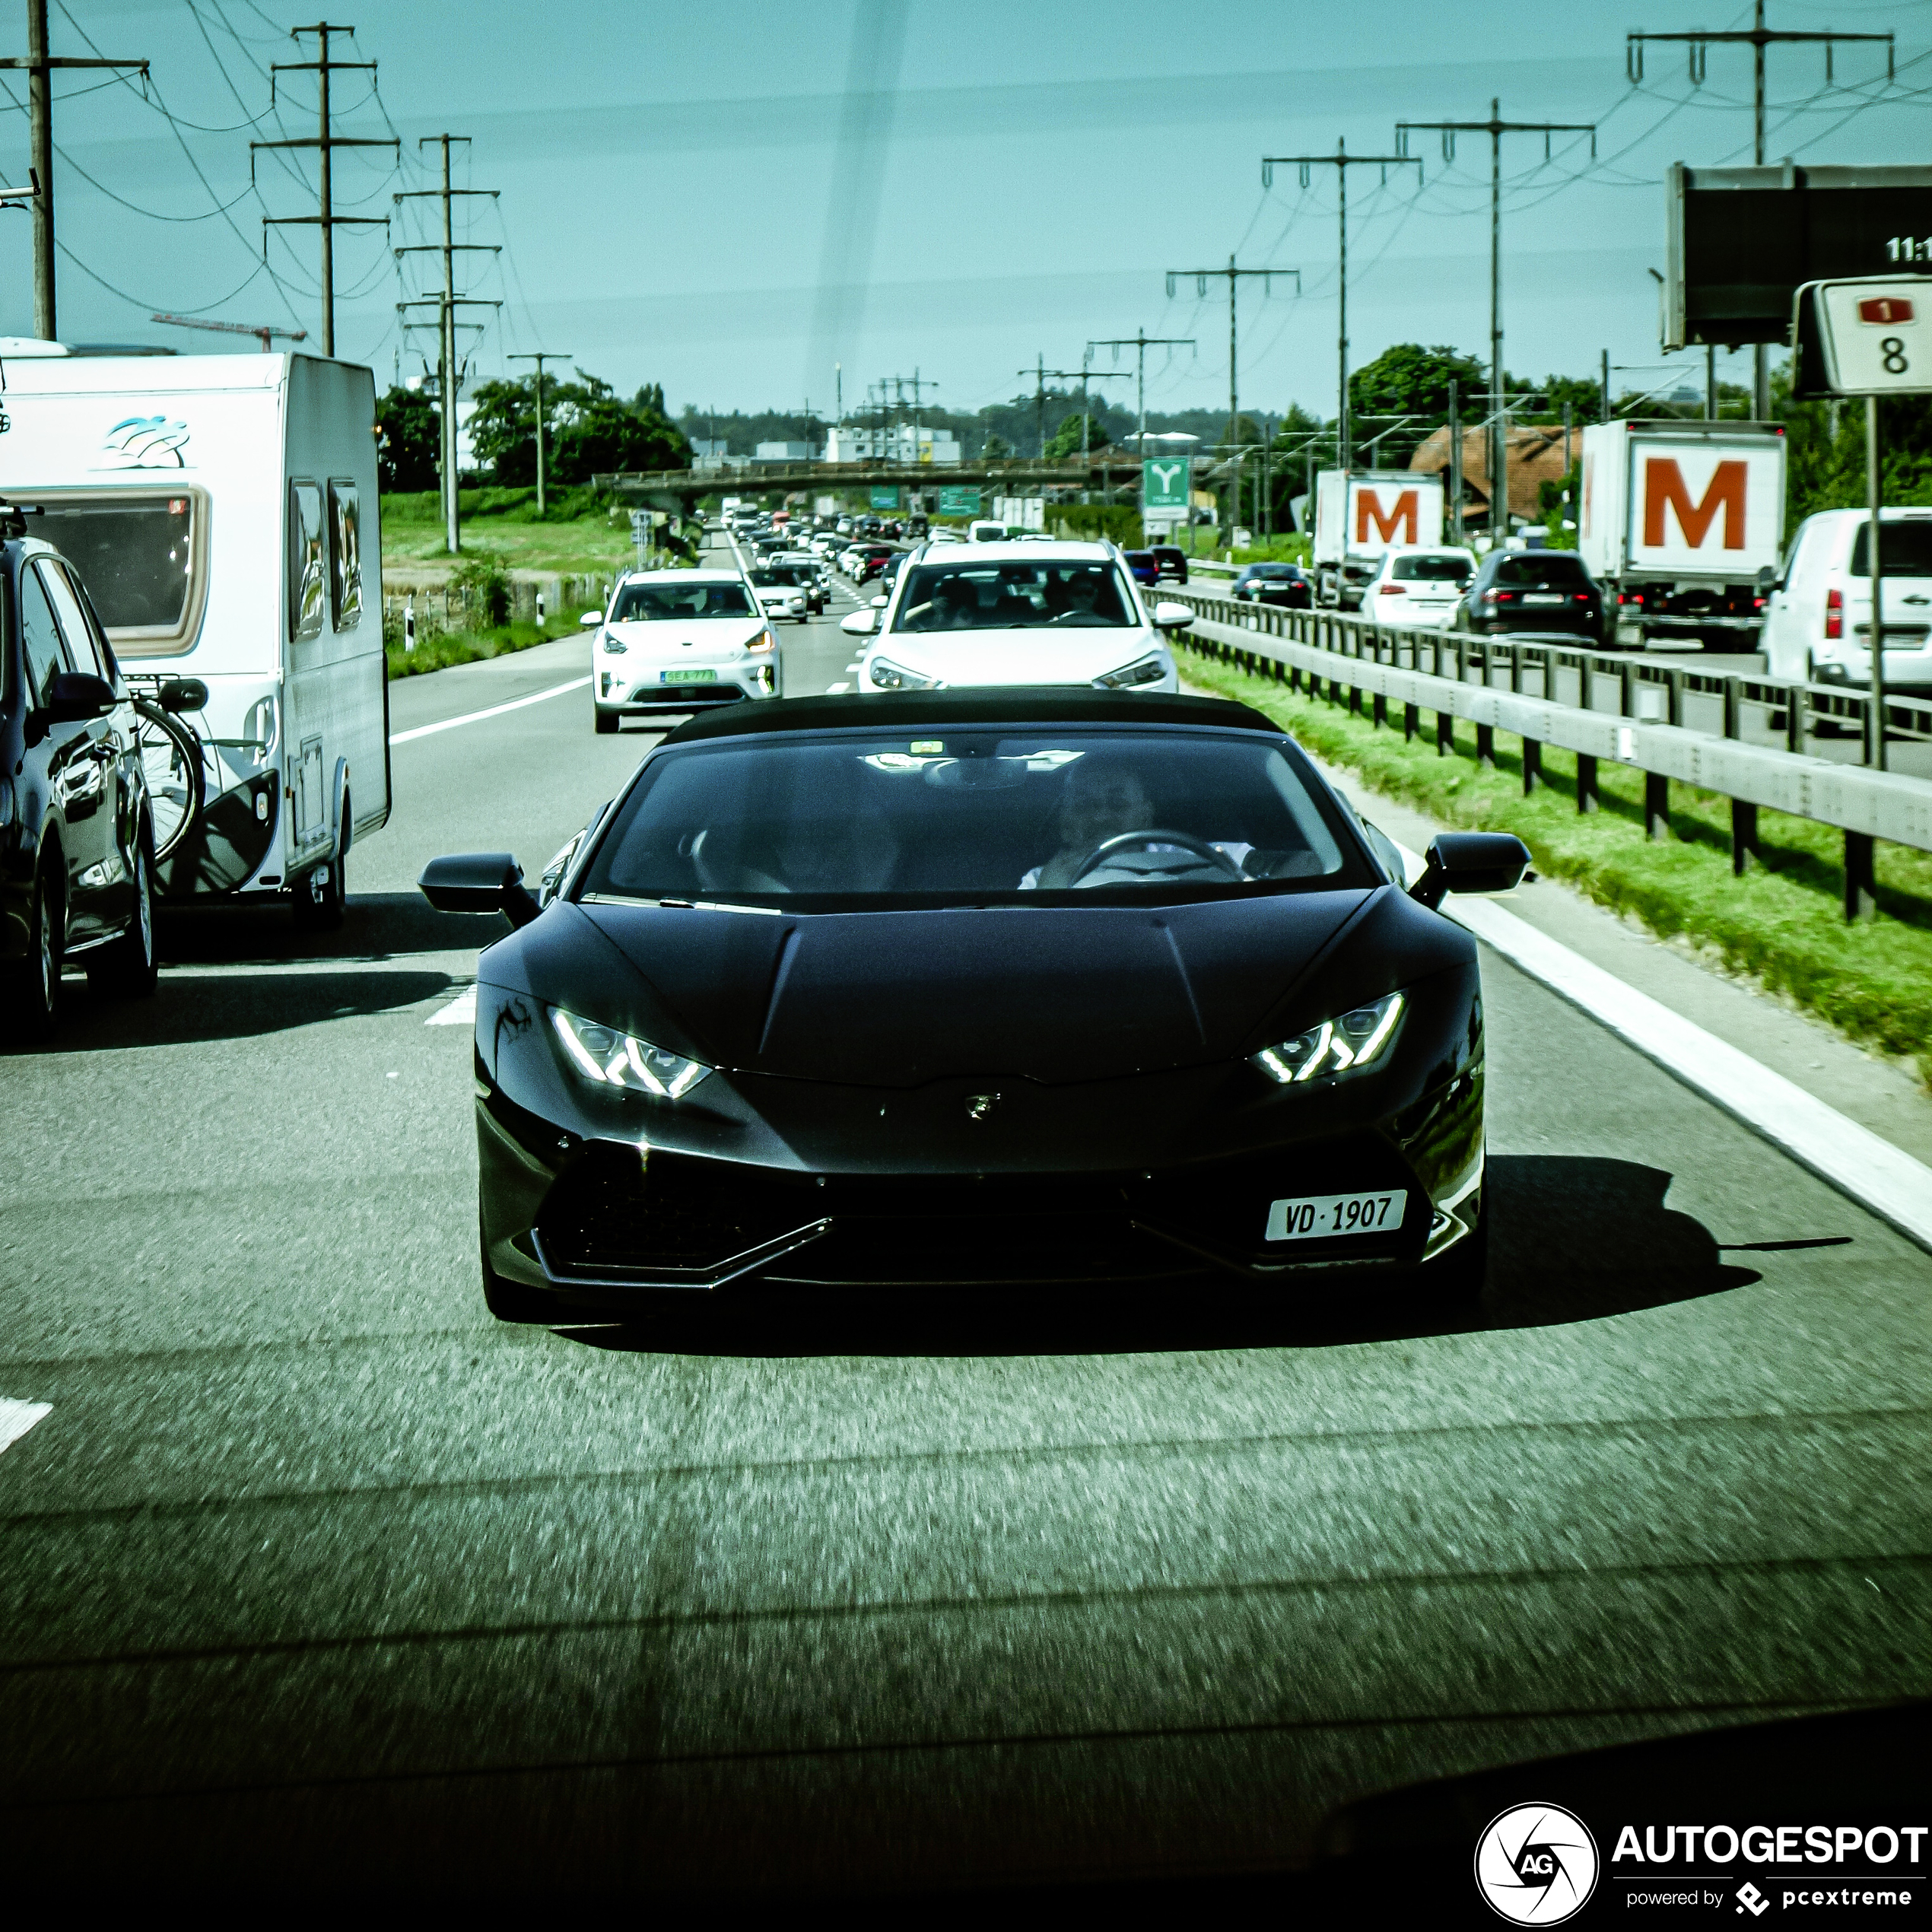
[839,540,1188,694]
[1762,507,1932,694]
[589,570,779,732]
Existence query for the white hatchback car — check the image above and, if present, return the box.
[589,570,780,733]
[1364,546,1478,628]
[840,541,1187,695]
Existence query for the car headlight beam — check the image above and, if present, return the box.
[550,1006,711,1098]
[1253,992,1404,1085]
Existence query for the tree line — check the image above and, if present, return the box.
[377,371,690,495]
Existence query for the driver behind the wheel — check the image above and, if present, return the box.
[1018,756,1257,890]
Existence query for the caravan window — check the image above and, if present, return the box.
[289,481,326,641]
[26,492,206,656]
[328,480,362,629]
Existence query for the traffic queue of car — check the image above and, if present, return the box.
[1224,542,1611,643]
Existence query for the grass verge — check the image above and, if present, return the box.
[1180,637,1932,1085]
[386,618,570,680]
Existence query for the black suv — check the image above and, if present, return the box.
[1149,545,1189,585]
[1454,547,1605,641]
[2,512,160,1037]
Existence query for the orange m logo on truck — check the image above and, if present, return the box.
[1643,459,1747,549]
[1355,489,1418,543]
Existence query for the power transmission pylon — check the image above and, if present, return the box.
[509,351,573,516]
[1627,5,1895,418]
[0,1,147,341]
[1260,143,1420,471]
[1394,101,1595,538]
[251,22,398,357]
[1163,259,1298,456]
[1088,329,1198,460]
[396,135,499,553]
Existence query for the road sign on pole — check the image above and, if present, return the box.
[936,485,981,516]
[870,485,901,510]
[1788,273,1932,779]
[1796,276,1932,396]
[1142,456,1190,510]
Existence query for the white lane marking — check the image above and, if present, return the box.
[825,681,853,694]
[0,1398,50,1456]
[389,676,593,745]
[427,985,477,1026]
[844,663,863,673]
[1404,841,1932,1254]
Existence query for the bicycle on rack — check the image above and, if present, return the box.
[123,676,206,865]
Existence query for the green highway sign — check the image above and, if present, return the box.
[937,485,981,516]
[870,485,901,510]
[1142,457,1190,510]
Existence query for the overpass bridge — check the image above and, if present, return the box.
[593,452,1240,515]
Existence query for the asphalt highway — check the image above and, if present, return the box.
[1,551,1927,1893]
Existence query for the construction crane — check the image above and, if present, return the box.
[151,313,308,354]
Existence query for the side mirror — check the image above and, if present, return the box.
[840,608,878,637]
[1409,831,1531,910]
[41,670,116,723]
[580,609,605,628]
[157,677,208,713]
[870,593,888,609]
[1151,601,1193,631]
[418,851,541,929]
[1755,564,1778,594]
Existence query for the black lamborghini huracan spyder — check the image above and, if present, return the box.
[419,690,1528,1322]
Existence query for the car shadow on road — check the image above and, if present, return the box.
[156,891,504,966]
[5,895,492,1056]
[564,1154,1765,1358]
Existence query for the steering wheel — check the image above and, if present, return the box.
[1067,828,1244,885]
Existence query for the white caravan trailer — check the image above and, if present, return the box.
[0,346,389,924]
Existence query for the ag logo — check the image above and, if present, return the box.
[1475,1803,1599,1924]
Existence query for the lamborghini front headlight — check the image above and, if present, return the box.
[1252,992,1404,1085]
[549,1006,710,1098]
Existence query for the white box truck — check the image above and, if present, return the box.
[1578,419,1786,651]
[0,346,389,925]
[1311,469,1446,609]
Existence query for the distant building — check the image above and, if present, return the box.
[823,424,961,466]
[754,440,816,462]
[690,437,730,459]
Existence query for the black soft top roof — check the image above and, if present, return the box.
[662,688,1282,745]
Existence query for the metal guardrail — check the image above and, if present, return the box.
[1171,589,1932,922]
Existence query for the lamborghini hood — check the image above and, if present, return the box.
[554,894,1377,1088]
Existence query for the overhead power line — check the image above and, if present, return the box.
[252,21,397,356]
[1259,144,1419,465]
[0,0,148,338]
[1163,259,1299,454]
[1628,1,1896,414]
[1395,100,1597,534]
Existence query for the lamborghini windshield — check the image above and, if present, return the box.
[891,560,1138,632]
[577,727,1364,906]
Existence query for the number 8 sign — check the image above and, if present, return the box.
[1803,275,1932,395]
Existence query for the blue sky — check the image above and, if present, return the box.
[7,1,1930,422]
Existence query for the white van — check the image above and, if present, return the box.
[968,520,1009,544]
[0,346,389,926]
[1762,506,1932,694]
